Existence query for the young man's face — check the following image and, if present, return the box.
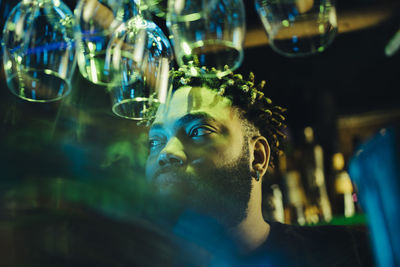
[145,86,253,221]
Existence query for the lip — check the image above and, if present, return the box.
[152,165,181,180]
[154,171,180,186]
[152,172,184,195]
[157,172,176,180]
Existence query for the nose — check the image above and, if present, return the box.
[158,137,187,167]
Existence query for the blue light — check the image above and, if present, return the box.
[54,5,66,19]
[43,50,48,64]
[216,26,222,39]
[58,83,64,96]
[349,127,400,266]
[195,31,203,42]
[199,54,206,65]
[123,70,128,84]
[3,3,9,19]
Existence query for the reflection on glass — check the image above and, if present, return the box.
[107,17,173,120]
[167,0,246,78]
[255,0,337,57]
[74,0,142,85]
[141,0,168,18]
[2,0,76,102]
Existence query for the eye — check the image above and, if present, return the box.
[189,126,215,138]
[148,138,164,150]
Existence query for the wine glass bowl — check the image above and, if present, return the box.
[167,0,246,78]
[255,0,338,57]
[106,17,173,120]
[141,0,168,18]
[74,0,128,85]
[2,0,76,102]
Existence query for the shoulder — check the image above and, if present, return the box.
[255,222,375,267]
[269,221,369,244]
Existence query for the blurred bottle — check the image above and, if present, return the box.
[262,167,285,223]
[280,152,308,225]
[300,126,332,224]
[332,152,356,218]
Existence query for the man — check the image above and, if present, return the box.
[145,69,374,266]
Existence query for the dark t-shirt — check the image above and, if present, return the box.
[239,222,375,267]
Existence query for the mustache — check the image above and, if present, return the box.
[152,166,186,181]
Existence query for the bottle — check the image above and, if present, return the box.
[280,152,308,225]
[332,152,355,218]
[300,126,332,223]
[262,167,285,223]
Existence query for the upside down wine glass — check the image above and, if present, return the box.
[2,0,76,102]
[74,0,146,85]
[167,0,246,78]
[105,16,173,120]
[254,0,337,57]
[140,0,168,18]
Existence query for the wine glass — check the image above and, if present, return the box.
[141,0,168,18]
[254,0,338,57]
[166,0,246,78]
[2,0,76,102]
[74,0,146,85]
[106,17,173,120]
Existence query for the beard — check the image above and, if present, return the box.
[153,145,253,227]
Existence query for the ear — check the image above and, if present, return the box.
[250,136,270,179]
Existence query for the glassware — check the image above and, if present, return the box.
[166,0,246,78]
[2,0,76,102]
[74,0,143,85]
[137,0,167,18]
[106,17,173,120]
[254,0,337,57]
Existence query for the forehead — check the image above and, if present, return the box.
[152,86,236,127]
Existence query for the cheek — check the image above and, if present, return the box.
[145,156,157,179]
[189,142,239,168]
[214,135,244,164]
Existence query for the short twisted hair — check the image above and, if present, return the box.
[166,68,287,168]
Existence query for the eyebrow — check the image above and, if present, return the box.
[150,112,217,133]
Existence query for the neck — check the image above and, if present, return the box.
[229,180,270,253]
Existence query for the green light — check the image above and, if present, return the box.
[7,22,15,31]
[190,67,198,76]
[88,42,96,53]
[319,24,325,33]
[282,20,289,27]
[318,46,325,52]
[5,60,12,70]
[182,42,192,55]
